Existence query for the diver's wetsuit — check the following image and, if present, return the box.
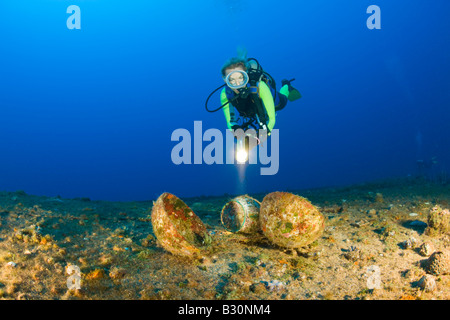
[220,81,287,131]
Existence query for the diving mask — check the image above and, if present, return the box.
[225,70,249,90]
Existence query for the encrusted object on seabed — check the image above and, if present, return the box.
[425,205,450,237]
[417,274,436,292]
[151,192,211,258]
[419,242,434,257]
[260,191,325,249]
[220,195,261,234]
[424,250,450,275]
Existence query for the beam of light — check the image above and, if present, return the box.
[235,140,248,194]
[237,158,247,194]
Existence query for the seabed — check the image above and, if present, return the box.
[0,177,449,300]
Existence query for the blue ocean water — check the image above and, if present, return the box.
[0,0,449,201]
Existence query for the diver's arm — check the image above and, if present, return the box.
[258,82,276,131]
[221,88,237,130]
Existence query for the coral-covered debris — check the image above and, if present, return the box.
[151,193,211,258]
[425,205,450,236]
[260,192,325,248]
[221,195,261,234]
[424,251,450,275]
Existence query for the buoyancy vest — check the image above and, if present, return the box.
[224,83,269,125]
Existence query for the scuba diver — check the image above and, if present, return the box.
[205,52,302,162]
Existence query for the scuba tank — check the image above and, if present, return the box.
[246,58,277,94]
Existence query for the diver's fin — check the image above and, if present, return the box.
[287,88,301,101]
[281,78,302,102]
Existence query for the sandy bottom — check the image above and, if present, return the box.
[0,177,449,300]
